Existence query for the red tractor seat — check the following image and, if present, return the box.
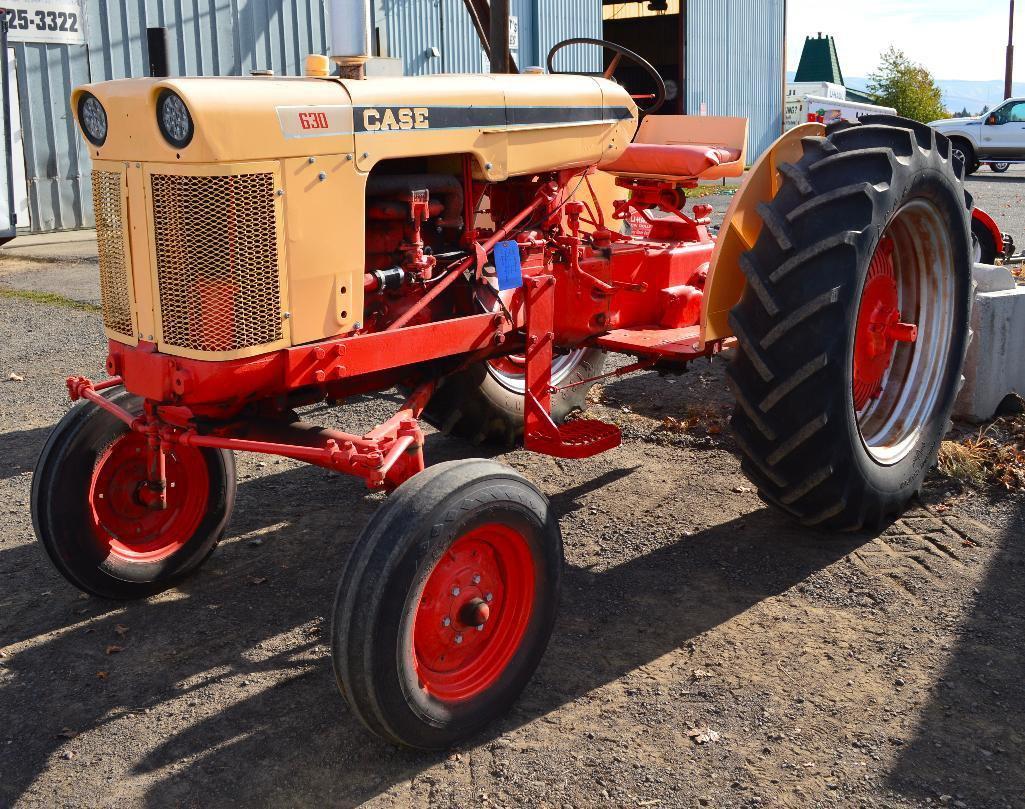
[601,115,749,182]
[604,143,741,179]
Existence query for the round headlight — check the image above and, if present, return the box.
[77,93,107,147]
[157,90,194,148]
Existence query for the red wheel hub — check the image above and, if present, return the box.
[488,355,526,377]
[413,523,535,702]
[853,238,918,411]
[90,432,210,563]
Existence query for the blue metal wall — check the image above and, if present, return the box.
[21,0,789,232]
[15,0,329,232]
[377,0,600,77]
[686,0,785,158]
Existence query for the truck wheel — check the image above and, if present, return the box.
[332,459,562,749]
[727,116,972,530]
[971,216,999,264]
[949,139,978,176]
[31,389,236,599]
[423,348,604,445]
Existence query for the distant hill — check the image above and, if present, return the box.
[787,72,1025,115]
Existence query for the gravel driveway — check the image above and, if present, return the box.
[0,168,1023,809]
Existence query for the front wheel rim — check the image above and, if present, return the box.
[90,432,210,563]
[412,523,535,702]
[852,200,957,466]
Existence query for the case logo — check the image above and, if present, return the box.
[362,107,430,131]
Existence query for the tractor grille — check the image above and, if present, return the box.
[92,170,134,337]
[150,172,282,353]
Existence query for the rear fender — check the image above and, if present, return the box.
[972,206,1005,257]
[700,123,826,343]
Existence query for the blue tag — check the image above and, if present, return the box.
[493,240,523,291]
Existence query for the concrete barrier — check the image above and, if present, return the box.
[953,263,1025,423]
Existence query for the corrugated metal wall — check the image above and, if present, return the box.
[16,0,604,232]
[686,0,784,158]
[15,0,329,232]
[378,0,600,77]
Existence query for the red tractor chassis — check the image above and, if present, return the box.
[69,159,721,496]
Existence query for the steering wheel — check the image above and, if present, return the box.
[546,37,667,116]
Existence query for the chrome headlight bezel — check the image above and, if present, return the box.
[156,89,194,149]
[77,93,108,147]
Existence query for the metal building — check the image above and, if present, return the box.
[6,0,329,234]
[371,0,602,76]
[602,0,785,157]
[4,0,783,235]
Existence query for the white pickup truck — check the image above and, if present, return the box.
[930,98,1025,175]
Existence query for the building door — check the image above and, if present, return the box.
[601,0,684,115]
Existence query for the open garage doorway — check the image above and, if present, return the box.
[602,0,684,115]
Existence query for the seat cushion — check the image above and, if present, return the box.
[604,143,741,179]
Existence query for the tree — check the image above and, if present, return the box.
[867,46,948,123]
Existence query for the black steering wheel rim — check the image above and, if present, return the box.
[546,37,667,116]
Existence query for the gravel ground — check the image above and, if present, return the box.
[0,167,1023,809]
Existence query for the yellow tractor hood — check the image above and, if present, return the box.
[72,73,639,176]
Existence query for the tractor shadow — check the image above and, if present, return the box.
[966,174,1025,184]
[884,512,1025,806]
[0,435,861,807]
[0,424,52,480]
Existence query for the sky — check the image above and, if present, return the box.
[786,0,1023,82]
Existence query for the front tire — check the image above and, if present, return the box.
[990,162,1010,173]
[332,459,562,749]
[31,389,237,599]
[728,116,972,530]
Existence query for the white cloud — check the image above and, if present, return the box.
[787,0,1021,81]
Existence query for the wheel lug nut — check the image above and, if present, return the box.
[451,586,460,597]
[454,634,463,644]
[442,617,451,627]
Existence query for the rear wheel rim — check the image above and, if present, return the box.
[412,523,535,702]
[90,432,210,563]
[853,200,957,466]
[487,349,587,394]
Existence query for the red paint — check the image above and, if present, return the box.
[90,430,209,563]
[853,238,918,411]
[972,206,1004,258]
[412,523,535,702]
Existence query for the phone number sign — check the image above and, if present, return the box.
[1,0,84,45]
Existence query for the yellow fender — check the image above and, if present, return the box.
[701,123,827,343]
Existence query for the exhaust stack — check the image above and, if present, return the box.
[329,0,372,76]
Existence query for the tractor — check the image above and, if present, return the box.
[34,36,973,750]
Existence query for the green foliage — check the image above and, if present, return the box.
[867,46,948,123]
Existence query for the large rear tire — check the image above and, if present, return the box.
[31,389,237,599]
[727,116,972,530]
[332,459,562,749]
[423,348,604,445]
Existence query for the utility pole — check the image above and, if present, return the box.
[1007,0,1016,100]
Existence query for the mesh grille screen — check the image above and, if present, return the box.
[92,170,134,337]
[150,172,282,353]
